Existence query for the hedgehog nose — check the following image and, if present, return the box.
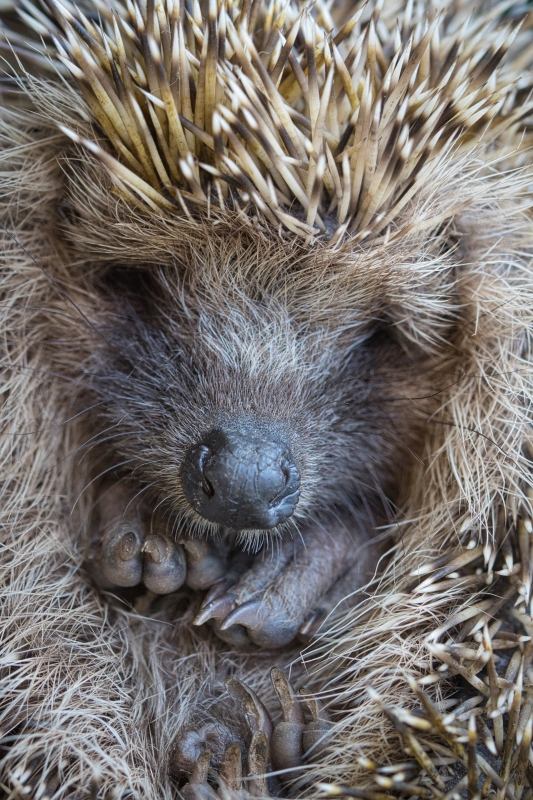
[181,427,300,530]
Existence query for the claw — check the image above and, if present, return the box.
[182,750,213,800]
[202,581,234,606]
[300,689,332,757]
[101,527,143,587]
[247,731,269,797]
[193,594,236,626]
[190,750,212,784]
[270,668,304,775]
[271,668,304,725]
[298,611,325,638]
[141,534,187,594]
[225,678,273,740]
[219,601,261,632]
[218,743,242,792]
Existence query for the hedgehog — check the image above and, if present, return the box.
[1,0,533,797]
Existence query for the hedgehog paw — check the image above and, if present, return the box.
[182,735,269,800]
[86,512,187,594]
[194,521,366,648]
[84,482,187,594]
[174,670,331,794]
[86,483,235,596]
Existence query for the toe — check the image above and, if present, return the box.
[220,598,300,649]
[216,737,270,800]
[183,539,229,590]
[225,678,273,740]
[100,525,143,588]
[270,669,304,775]
[218,742,242,792]
[246,731,269,797]
[300,689,332,759]
[141,534,186,594]
[181,750,214,800]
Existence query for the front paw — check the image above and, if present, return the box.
[193,523,365,648]
[173,670,331,795]
[85,483,228,595]
[86,509,187,594]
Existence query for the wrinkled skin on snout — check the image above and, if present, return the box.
[82,238,448,650]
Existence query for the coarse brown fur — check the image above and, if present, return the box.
[1,0,533,797]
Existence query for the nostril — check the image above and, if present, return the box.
[201,474,215,498]
[198,447,215,498]
[269,460,296,508]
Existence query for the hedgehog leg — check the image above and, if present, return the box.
[176,672,329,794]
[84,481,187,594]
[194,519,373,648]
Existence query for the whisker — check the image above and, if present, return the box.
[0,359,93,390]
[0,302,96,326]
[429,416,530,481]
[71,458,138,511]
[65,418,134,461]
[124,481,157,513]
[3,400,106,437]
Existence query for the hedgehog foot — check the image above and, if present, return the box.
[174,670,331,795]
[85,482,234,595]
[194,519,374,648]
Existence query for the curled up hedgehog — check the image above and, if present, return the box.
[2,0,533,796]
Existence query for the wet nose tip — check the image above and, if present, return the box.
[181,427,300,530]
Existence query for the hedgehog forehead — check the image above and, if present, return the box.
[87,191,459,343]
[139,245,383,335]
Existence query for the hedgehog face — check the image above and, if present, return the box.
[30,0,502,548]
[91,252,436,542]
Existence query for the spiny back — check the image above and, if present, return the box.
[9,0,533,245]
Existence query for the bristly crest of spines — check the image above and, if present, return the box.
[16,0,530,242]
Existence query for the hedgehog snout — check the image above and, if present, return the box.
[181,425,300,530]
